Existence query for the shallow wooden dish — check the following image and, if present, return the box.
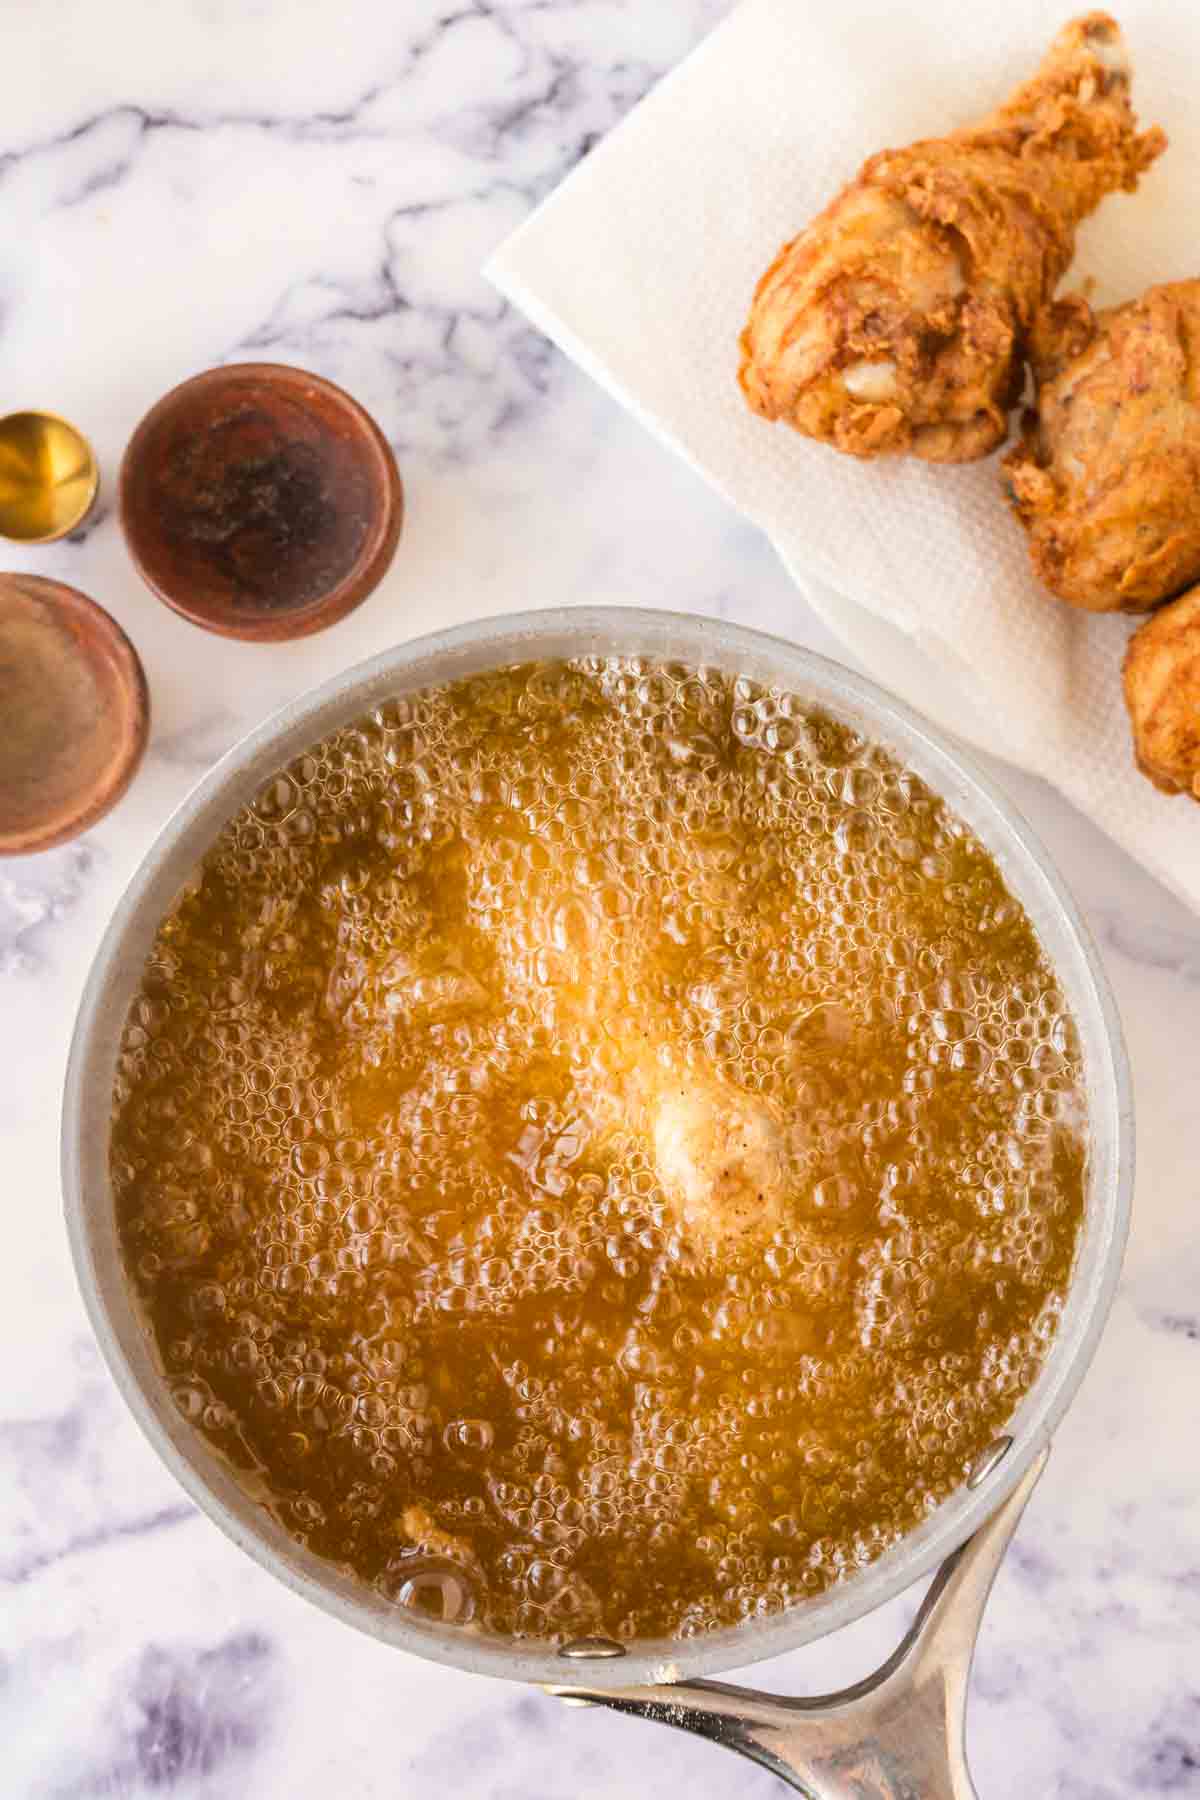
[119,363,403,642]
[0,574,149,854]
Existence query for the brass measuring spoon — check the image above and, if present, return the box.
[0,410,99,543]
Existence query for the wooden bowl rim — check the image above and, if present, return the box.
[118,363,403,643]
[0,573,150,854]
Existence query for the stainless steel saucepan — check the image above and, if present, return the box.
[63,608,1132,1797]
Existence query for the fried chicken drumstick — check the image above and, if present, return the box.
[1006,282,1200,612]
[738,14,1164,463]
[1123,585,1200,799]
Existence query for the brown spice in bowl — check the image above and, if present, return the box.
[120,364,403,642]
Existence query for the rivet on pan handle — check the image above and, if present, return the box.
[546,1445,1046,1798]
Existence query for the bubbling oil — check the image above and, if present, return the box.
[111,657,1086,1644]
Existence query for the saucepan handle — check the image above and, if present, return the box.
[548,1448,1049,1798]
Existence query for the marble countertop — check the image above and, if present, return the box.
[4,3,1199,1794]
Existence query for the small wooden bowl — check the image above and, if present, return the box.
[0,574,149,855]
[119,364,403,642]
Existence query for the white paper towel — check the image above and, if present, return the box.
[486,0,1200,911]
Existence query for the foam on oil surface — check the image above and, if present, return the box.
[111,658,1086,1643]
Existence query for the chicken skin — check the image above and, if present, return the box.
[1123,585,1200,798]
[738,14,1164,463]
[580,1031,798,1257]
[1006,282,1200,612]
[649,1070,789,1252]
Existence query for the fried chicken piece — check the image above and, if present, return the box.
[650,1071,788,1252]
[398,1504,476,1567]
[1122,585,1200,798]
[1006,283,1200,612]
[738,14,1164,463]
[577,1015,801,1256]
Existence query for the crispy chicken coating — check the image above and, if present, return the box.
[1123,585,1200,798]
[399,1504,475,1565]
[1006,282,1200,612]
[649,1071,788,1251]
[575,1009,802,1257]
[738,14,1164,463]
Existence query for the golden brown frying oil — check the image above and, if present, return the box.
[111,658,1085,1643]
